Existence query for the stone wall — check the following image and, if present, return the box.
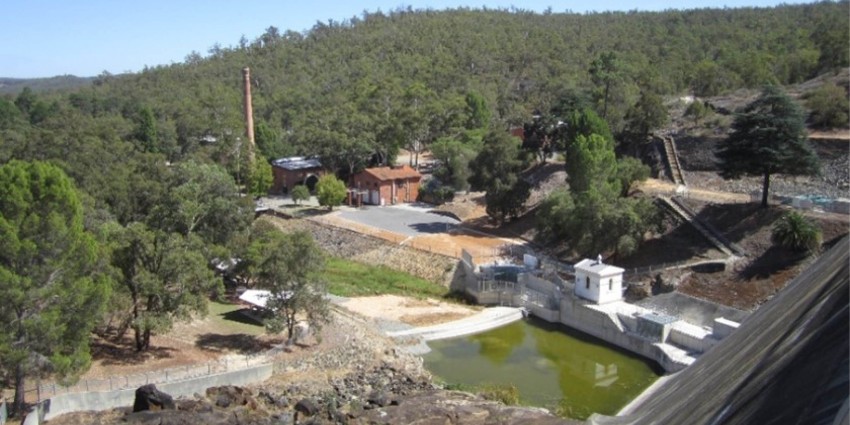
[266,216,458,285]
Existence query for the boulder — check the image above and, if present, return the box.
[205,385,257,409]
[133,384,176,412]
[293,397,319,419]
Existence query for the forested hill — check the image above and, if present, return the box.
[1,2,848,189]
[0,76,96,95]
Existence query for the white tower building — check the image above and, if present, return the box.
[574,256,625,304]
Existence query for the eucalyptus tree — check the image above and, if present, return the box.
[247,224,330,340]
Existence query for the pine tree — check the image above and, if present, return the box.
[0,161,109,416]
[716,86,819,208]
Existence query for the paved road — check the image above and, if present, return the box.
[337,205,460,238]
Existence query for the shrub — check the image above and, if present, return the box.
[771,211,822,253]
[418,180,455,205]
[684,100,712,124]
[315,174,346,210]
[805,83,849,129]
[291,185,310,205]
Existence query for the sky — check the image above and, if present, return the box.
[0,0,818,79]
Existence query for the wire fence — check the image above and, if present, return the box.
[22,353,269,404]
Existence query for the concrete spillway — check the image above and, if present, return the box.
[386,306,523,341]
[591,236,849,425]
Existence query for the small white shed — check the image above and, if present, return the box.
[574,257,625,304]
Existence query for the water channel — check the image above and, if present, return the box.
[423,317,662,420]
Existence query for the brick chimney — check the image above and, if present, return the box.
[242,67,256,162]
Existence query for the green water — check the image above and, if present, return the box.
[423,317,661,419]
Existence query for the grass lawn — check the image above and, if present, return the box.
[325,257,449,298]
[207,300,266,336]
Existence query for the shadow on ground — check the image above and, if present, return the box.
[91,335,177,366]
[410,221,457,234]
[739,245,806,280]
[220,309,266,326]
[195,333,278,354]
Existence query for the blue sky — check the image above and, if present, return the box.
[1,0,817,78]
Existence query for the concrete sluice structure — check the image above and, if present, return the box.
[455,236,849,425]
[454,251,745,373]
[595,236,849,425]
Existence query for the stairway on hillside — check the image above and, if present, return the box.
[661,135,687,187]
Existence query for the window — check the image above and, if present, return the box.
[586,276,590,289]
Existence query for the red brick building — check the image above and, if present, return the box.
[350,165,422,206]
[270,157,325,194]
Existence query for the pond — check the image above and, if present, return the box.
[423,317,662,420]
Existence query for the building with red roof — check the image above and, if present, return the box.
[350,165,422,206]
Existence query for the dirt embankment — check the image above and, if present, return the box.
[264,215,458,285]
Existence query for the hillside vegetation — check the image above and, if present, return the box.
[2,3,847,187]
[1,4,849,416]
[0,2,845,264]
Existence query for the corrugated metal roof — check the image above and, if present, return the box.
[238,289,291,308]
[272,156,322,171]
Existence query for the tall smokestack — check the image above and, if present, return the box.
[242,67,256,162]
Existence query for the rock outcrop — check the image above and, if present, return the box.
[132,384,176,412]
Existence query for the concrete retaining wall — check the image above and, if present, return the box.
[668,328,715,353]
[618,313,639,332]
[527,305,559,322]
[470,291,520,306]
[24,364,273,424]
[559,299,673,370]
[635,292,749,328]
[520,274,559,294]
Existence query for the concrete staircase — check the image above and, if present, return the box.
[386,307,524,341]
